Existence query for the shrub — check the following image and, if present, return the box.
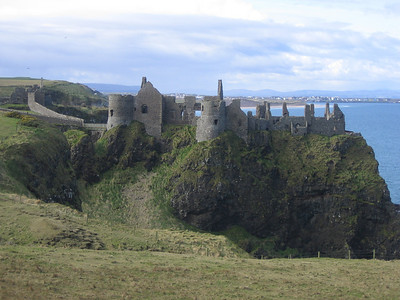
[5,111,23,119]
[19,115,40,128]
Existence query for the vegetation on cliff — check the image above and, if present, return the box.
[159,130,398,258]
[3,115,400,297]
[0,111,80,208]
[1,112,400,259]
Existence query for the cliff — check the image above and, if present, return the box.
[164,130,400,258]
[3,113,400,259]
[0,112,80,209]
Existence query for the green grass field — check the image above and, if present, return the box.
[0,77,43,87]
[2,245,400,299]
[0,77,106,104]
[0,114,19,139]
[1,193,400,299]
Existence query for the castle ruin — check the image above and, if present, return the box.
[107,77,197,138]
[107,77,346,141]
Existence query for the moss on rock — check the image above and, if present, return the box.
[163,130,396,258]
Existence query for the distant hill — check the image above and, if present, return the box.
[0,78,107,106]
[4,78,399,99]
[84,83,141,94]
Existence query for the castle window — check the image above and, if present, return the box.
[141,104,148,114]
[110,109,114,117]
[201,105,204,111]
[214,119,218,125]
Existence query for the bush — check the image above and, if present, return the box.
[5,111,23,119]
[19,115,40,128]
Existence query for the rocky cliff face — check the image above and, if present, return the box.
[52,122,400,259]
[165,130,400,258]
[0,114,80,209]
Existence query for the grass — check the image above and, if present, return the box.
[0,193,246,257]
[0,77,107,105]
[0,77,43,87]
[0,112,19,139]
[1,245,400,299]
[0,103,30,110]
[0,78,44,98]
[63,129,88,147]
[1,193,400,299]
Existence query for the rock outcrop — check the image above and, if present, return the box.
[0,114,80,209]
[165,130,400,258]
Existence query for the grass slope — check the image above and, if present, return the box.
[1,193,400,299]
[0,77,106,106]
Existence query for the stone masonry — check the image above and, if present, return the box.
[106,77,346,142]
[107,77,198,138]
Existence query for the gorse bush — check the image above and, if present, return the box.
[19,115,40,128]
[5,111,41,127]
[5,111,23,119]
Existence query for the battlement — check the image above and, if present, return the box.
[249,101,345,137]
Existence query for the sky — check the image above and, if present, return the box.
[1,0,400,93]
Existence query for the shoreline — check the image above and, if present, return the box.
[241,103,327,109]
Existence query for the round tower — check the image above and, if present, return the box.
[106,94,134,130]
[196,96,226,142]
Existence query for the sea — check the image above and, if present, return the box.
[243,103,400,204]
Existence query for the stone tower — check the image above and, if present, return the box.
[196,96,226,142]
[106,94,134,130]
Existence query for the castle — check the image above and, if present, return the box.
[107,77,346,142]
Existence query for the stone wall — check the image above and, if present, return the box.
[106,79,200,138]
[248,101,345,138]
[225,99,248,142]
[133,82,163,138]
[163,96,198,126]
[163,96,185,125]
[28,91,84,127]
[10,87,28,104]
[183,96,198,126]
[104,78,346,143]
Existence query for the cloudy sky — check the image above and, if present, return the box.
[1,0,400,93]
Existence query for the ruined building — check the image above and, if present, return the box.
[107,77,346,142]
[107,77,197,138]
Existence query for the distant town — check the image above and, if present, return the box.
[166,93,400,107]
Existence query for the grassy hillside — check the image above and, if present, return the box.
[0,77,107,106]
[0,111,80,208]
[0,77,43,98]
[2,193,400,299]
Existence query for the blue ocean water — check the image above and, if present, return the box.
[244,103,400,204]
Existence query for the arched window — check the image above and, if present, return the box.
[110,109,114,117]
[141,104,148,114]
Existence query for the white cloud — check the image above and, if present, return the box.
[0,0,264,21]
[2,0,400,92]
